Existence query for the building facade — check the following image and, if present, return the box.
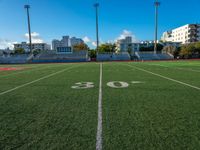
[52,36,84,54]
[52,36,70,50]
[161,24,200,44]
[70,37,84,47]
[161,31,172,42]
[116,36,140,54]
[14,42,50,52]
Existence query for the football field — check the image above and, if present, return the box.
[0,61,200,150]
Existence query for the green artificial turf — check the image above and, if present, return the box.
[0,61,200,150]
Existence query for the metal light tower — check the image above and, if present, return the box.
[94,3,99,53]
[24,5,32,53]
[154,0,160,54]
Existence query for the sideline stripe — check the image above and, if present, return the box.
[148,63,200,73]
[0,65,79,96]
[0,64,65,78]
[0,65,46,78]
[125,64,200,91]
[96,63,103,150]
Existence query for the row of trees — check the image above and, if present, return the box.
[73,43,116,59]
[163,42,200,59]
[88,43,117,59]
[13,48,40,56]
[13,41,200,59]
[82,42,200,59]
[12,43,90,55]
[74,43,117,53]
[14,48,25,54]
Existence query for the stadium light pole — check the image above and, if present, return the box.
[94,3,99,53]
[24,5,32,53]
[154,0,160,54]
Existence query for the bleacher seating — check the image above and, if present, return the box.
[97,52,130,61]
[135,52,173,61]
[32,50,88,63]
[0,54,30,64]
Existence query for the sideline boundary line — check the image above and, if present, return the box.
[124,64,200,91]
[96,63,103,150]
[0,64,68,78]
[0,65,80,96]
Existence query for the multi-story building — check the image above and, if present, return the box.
[52,40,61,51]
[116,36,140,54]
[0,50,3,56]
[52,36,84,54]
[161,24,200,44]
[70,37,84,47]
[161,31,172,42]
[14,42,50,52]
[61,36,70,47]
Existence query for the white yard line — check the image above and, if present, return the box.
[0,65,79,96]
[125,64,200,91]
[96,63,103,150]
[148,63,200,73]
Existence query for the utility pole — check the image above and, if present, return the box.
[24,5,32,53]
[94,3,99,53]
[154,0,160,54]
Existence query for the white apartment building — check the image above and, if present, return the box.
[116,36,140,54]
[161,24,200,44]
[52,36,84,54]
[52,36,70,50]
[161,31,172,42]
[70,37,84,47]
[14,42,51,52]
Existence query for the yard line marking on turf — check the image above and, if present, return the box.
[148,63,200,73]
[0,65,79,96]
[125,64,200,91]
[96,63,103,150]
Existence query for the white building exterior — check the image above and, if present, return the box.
[60,36,70,47]
[161,31,172,42]
[70,37,84,47]
[52,36,84,54]
[116,36,140,54]
[52,36,70,50]
[14,42,50,52]
[161,24,200,44]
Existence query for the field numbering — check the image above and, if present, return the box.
[71,81,145,89]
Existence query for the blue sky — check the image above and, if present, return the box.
[0,0,200,49]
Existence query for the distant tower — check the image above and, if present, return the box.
[154,0,160,54]
[94,3,99,53]
[24,5,32,53]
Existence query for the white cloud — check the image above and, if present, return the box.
[92,41,97,47]
[116,29,138,43]
[107,40,114,44]
[83,36,91,43]
[24,32,44,43]
[83,36,99,47]
[91,40,103,47]
[0,38,17,49]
